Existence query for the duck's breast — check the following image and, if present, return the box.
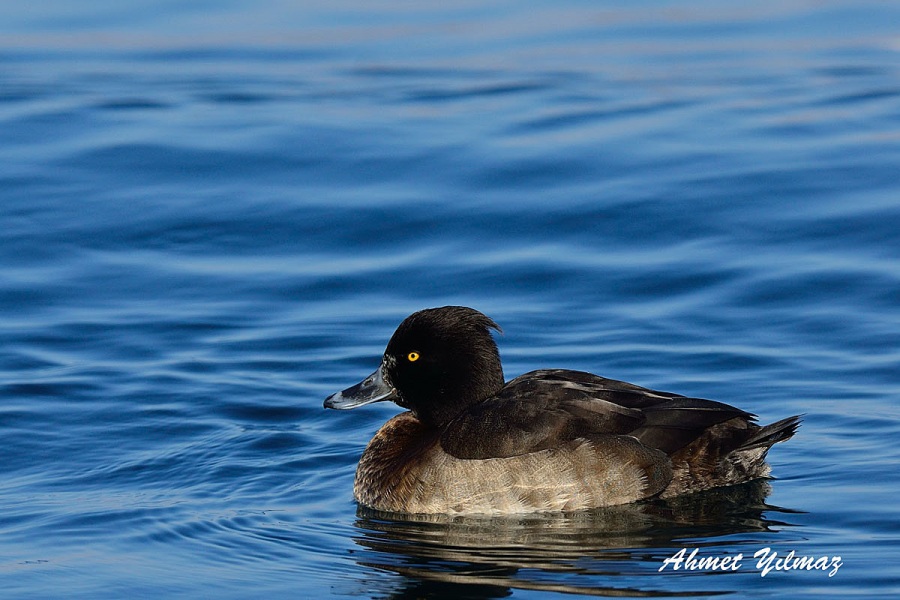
[353,412,672,515]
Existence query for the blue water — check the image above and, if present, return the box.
[2,1,900,598]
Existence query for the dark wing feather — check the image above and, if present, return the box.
[629,396,754,454]
[528,370,755,454]
[440,370,647,459]
[441,369,753,459]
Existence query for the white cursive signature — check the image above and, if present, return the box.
[658,547,842,577]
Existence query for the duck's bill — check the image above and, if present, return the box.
[323,364,399,410]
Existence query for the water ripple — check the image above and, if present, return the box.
[2,1,899,598]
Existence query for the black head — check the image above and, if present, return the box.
[324,306,504,428]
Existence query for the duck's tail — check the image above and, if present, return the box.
[660,414,801,499]
[738,415,802,451]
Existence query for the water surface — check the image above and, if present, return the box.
[2,1,900,598]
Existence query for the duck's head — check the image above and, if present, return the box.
[324,306,504,428]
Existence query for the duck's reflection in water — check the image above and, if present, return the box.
[349,480,802,598]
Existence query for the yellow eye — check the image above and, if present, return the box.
[407,352,420,362]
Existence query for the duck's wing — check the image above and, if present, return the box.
[440,369,752,459]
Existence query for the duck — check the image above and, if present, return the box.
[324,306,800,515]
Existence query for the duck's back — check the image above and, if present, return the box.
[439,369,764,458]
